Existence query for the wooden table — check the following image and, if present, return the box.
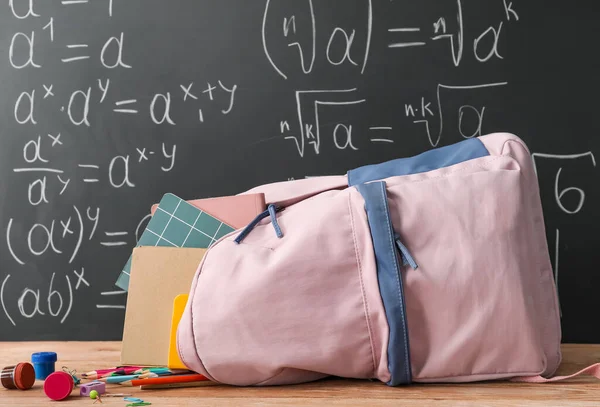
[1,342,599,406]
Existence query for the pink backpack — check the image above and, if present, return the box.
[176,132,598,386]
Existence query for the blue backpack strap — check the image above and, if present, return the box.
[348,138,489,186]
[356,181,412,386]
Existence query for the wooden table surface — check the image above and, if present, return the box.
[0,342,599,406]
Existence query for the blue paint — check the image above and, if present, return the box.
[31,352,57,380]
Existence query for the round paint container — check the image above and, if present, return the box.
[31,352,57,380]
[1,362,36,390]
[43,371,74,401]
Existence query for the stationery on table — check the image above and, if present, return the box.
[79,364,209,391]
[81,367,145,380]
[102,374,154,384]
[140,380,218,389]
[119,374,210,387]
[133,368,189,375]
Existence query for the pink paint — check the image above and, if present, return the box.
[44,371,73,401]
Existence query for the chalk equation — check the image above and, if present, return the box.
[278,82,510,157]
[13,80,237,127]
[14,137,176,206]
[263,0,517,82]
[263,0,372,79]
[4,0,169,329]
[269,0,518,156]
[5,204,166,267]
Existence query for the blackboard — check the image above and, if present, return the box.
[1,0,598,342]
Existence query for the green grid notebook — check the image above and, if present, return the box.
[115,193,235,291]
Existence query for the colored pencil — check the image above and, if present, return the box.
[100,372,156,383]
[133,368,191,375]
[119,374,208,387]
[140,380,218,389]
[81,366,144,380]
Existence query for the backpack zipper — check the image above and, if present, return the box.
[234,204,284,244]
[394,233,418,270]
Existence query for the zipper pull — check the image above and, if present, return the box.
[234,204,283,244]
[268,204,283,238]
[394,233,418,270]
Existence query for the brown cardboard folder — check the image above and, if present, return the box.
[121,246,206,366]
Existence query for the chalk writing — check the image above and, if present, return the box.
[287,89,365,157]
[388,25,426,48]
[10,31,40,69]
[218,81,237,115]
[97,287,126,310]
[161,143,176,172]
[410,82,508,147]
[181,83,197,101]
[109,155,135,188]
[62,43,90,63]
[402,0,518,66]
[100,32,131,68]
[114,99,138,114]
[43,18,54,42]
[150,93,175,125]
[327,27,359,66]
[24,136,48,163]
[531,152,597,215]
[67,87,92,126]
[262,0,372,79]
[47,133,62,146]
[9,0,39,19]
[86,207,100,240]
[531,152,597,316]
[6,206,90,265]
[43,85,54,99]
[73,268,89,290]
[57,175,70,195]
[2,272,77,325]
[100,231,128,247]
[98,79,110,103]
[14,89,36,124]
[369,127,394,143]
[28,177,48,206]
[2,1,244,333]
[135,214,152,242]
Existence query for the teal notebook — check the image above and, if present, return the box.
[115,193,235,291]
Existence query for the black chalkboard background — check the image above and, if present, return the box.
[1,1,598,342]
